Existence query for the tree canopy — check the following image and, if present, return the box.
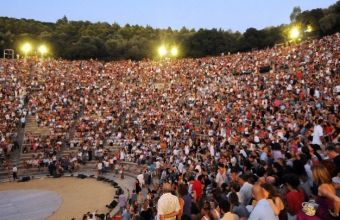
[0,1,339,60]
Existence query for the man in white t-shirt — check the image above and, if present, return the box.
[157,183,180,220]
[215,164,227,187]
[97,161,103,175]
[12,166,18,181]
[312,119,323,147]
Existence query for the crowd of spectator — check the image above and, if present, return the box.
[0,59,27,167]
[0,32,339,220]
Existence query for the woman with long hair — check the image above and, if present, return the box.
[261,183,286,220]
[200,201,215,220]
[312,164,340,219]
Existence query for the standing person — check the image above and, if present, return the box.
[20,116,26,128]
[312,164,340,219]
[325,145,340,177]
[137,171,145,188]
[238,174,253,206]
[12,165,18,181]
[135,179,142,194]
[219,199,239,220]
[215,164,227,188]
[200,201,214,220]
[192,175,204,202]
[261,183,286,219]
[178,183,191,220]
[120,165,125,179]
[248,185,278,220]
[121,204,132,220]
[97,160,103,176]
[118,192,127,213]
[140,201,153,220]
[282,174,305,219]
[157,183,181,220]
[312,119,323,149]
[228,192,249,219]
[88,147,93,161]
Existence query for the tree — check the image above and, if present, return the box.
[0,1,338,60]
[239,28,264,51]
[290,6,302,22]
[319,13,340,34]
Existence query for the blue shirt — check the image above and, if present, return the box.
[248,199,278,220]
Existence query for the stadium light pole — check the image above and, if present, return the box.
[21,42,32,61]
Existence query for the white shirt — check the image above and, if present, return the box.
[178,162,184,173]
[312,124,323,145]
[156,161,161,169]
[157,193,180,220]
[195,164,202,174]
[248,199,278,220]
[209,144,215,156]
[215,171,227,187]
[184,146,190,155]
[221,212,240,220]
[137,173,144,185]
[97,162,103,170]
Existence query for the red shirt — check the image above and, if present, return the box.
[296,71,303,80]
[324,126,333,136]
[192,180,203,200]
[273,99,281,107]
[226,116,231,125]
[286,190,305,215]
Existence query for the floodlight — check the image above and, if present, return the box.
[170,47,178,56]
[306,25,313,33]
[289,27,300,40]
[21,43,32,54]
[158,46,167,57]
[38,45,48,55]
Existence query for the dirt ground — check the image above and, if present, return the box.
[0,177,115,220]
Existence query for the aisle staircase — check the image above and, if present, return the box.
[24,115,51,136]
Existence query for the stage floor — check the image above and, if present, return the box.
[0,177,115,220]
[0,189,61,220]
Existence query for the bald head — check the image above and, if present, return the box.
[266,176,276,185]
[252,184,266,201]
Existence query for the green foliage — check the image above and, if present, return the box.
[319,13,340,34]
[290,6,302,22]
[0,1,339,60]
